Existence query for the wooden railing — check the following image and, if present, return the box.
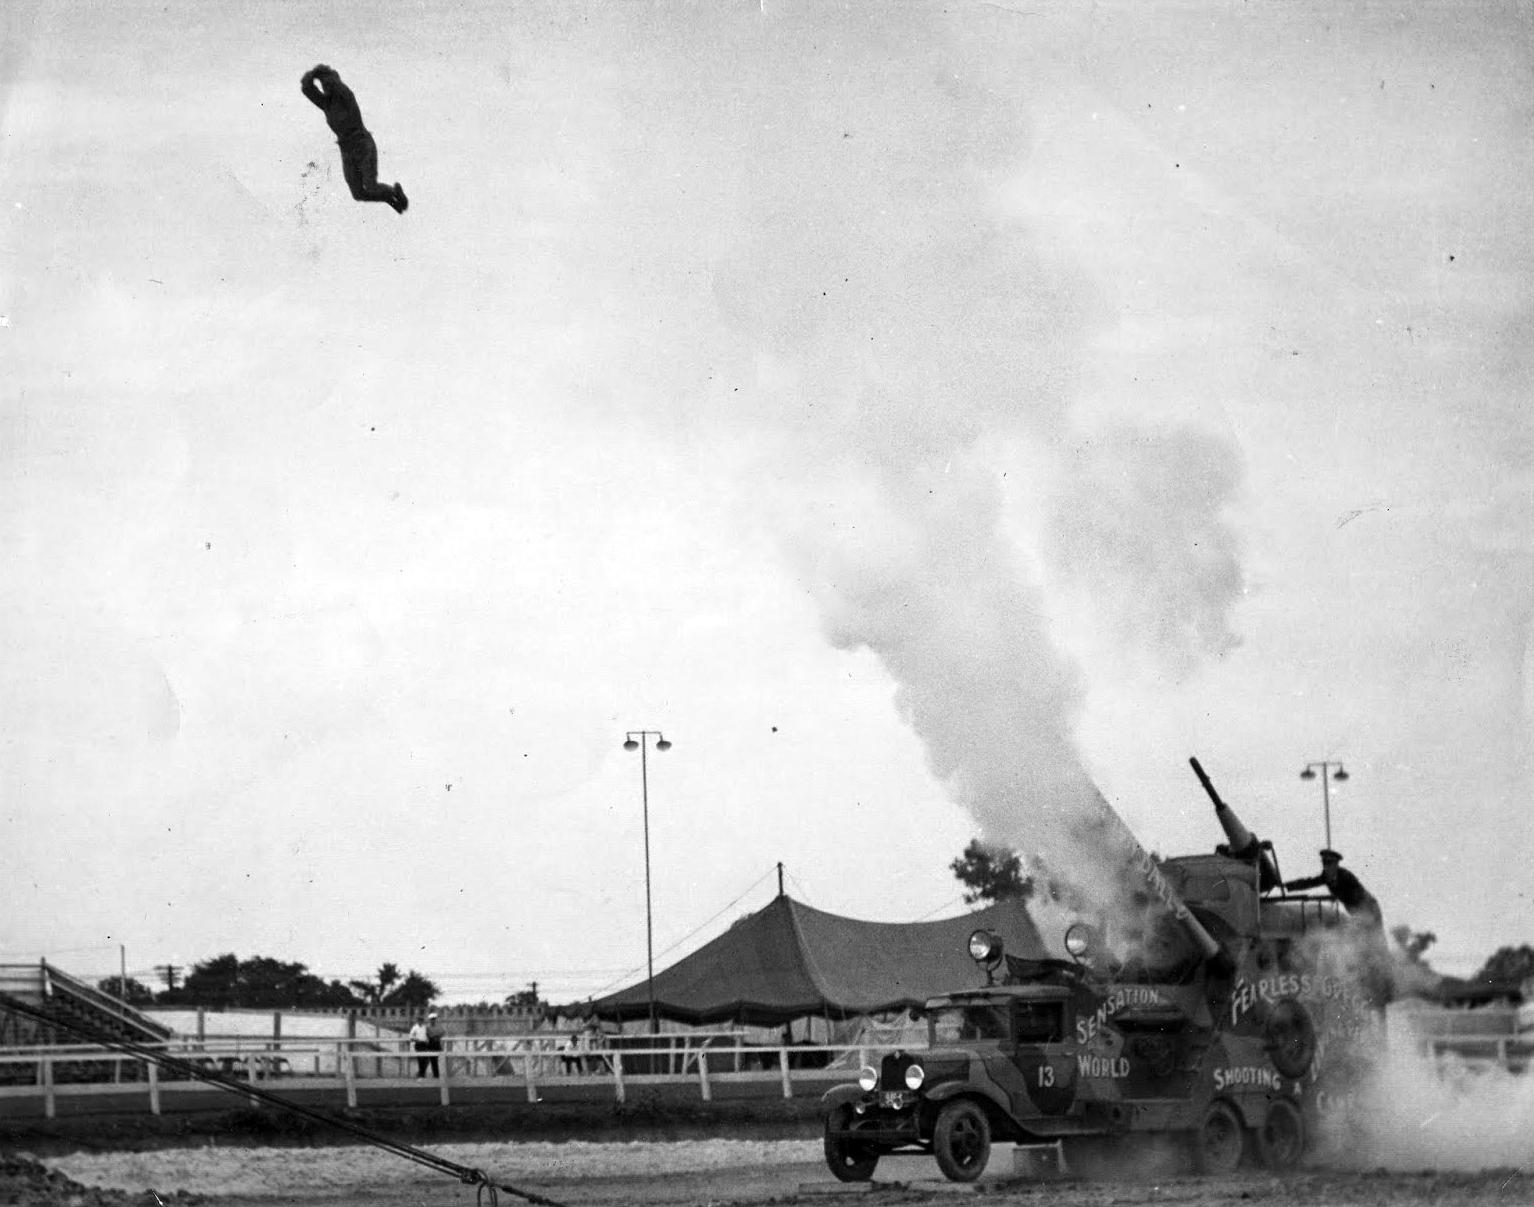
[0,1035,911,1121]
[42,964,173,1041]
[1425,1035,1534,1071]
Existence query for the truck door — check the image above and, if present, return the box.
[1002,997,1079,1116]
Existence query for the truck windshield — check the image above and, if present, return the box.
[930,1003,1011,1043]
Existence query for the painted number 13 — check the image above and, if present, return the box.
[1037,1064,1055,1088]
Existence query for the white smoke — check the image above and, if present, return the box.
[1333,1040,1534,1171]
[1044,423,1245,682]
[703,7,1247,915]
[1297,924,1534,1173]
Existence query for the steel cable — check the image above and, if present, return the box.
[0,992,566,1207]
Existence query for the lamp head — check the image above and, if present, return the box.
[1299,767,1316,781]
[623,738,639,751]
[1332,767,1349,782]
[655,737,672,751]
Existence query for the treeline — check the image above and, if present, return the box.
[97,957,441,1010]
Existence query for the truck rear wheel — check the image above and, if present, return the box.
[933,1100,991,1182]
[1254,1098,1306,1170]
[1189,1101,1244,1175]
[823,1106,879,1182]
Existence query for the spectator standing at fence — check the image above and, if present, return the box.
[581,1019,606,1074]
[407,1015,430,1078]
[423,1011,445,1078]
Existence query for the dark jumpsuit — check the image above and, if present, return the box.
[300,69,401,206]
[1285,866,1384,928]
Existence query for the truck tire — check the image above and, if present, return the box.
[1189,1100,1244,1175]
[823,1106,879,1182]
[933,1099,991,1182]
[1254,1098,1306,1170]
[1263,997,1316,1079]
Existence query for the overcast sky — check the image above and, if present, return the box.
[4,0,1531,1005]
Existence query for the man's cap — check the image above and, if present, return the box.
[428,1011,438,1018]
[1319,848,1343,862]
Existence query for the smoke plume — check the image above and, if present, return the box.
[1045,424,1245,681]
[708,7,1247,913]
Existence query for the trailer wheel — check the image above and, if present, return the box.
[1190,1101,1245,1175]
[1254,1098,1306,1170]
[933,1099,991,1182]
[1263,996,1317,1079]
[823,1106,879,1182]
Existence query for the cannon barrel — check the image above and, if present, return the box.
[1087,786,1228,967]
[1189,757,1279,890]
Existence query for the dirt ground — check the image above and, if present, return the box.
[5,1141,1533,1207]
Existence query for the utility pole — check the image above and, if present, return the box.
[622,729,672,1035]
[1299,761,1350,850]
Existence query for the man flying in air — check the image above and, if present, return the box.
[300,64,408,214]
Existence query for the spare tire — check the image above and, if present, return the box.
[1263,996,1317,1079]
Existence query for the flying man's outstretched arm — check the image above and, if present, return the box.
[300,65,329,109]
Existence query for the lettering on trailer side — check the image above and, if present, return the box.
[1076,1054,1131,1078]
[1229,974,1351,1025]
[1075,986,1167,1045]
[1212,1065,1286,1093]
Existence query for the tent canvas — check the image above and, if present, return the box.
[570,894,1050,1027]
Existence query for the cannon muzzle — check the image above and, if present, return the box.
[1189,757,1279,891]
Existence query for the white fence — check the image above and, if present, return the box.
[0,1034,909,1121]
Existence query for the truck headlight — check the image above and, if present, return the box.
[968,929,1003,965]
[904,1063,925,1090]
[858,1066,878,1092]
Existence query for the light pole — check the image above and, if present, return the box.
[1299,761,1349,850]
[623,729,671,1034]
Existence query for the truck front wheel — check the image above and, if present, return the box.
[823,1106,879,1182]
[933,1100,991,1182]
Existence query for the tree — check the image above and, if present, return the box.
[1391,925,1437,962]
[382,970,439,1008]
[505,982,543,1010]
[348,962,402,1004]
[1473,944,1534,986]
[950,839,1034,906]
[96,975,157,1005]
[168,954,360,1008]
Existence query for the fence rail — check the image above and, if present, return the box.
[0,1036,908,1121]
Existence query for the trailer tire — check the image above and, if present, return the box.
[1254,1098,1306,1170]
[933,1099,991,1182]
[1189,1100,1245,1175]
[823,1106,879,1182]
[1263,997,1317,1079]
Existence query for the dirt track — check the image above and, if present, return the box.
[8,1141,1534,1207]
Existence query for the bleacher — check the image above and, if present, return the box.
[0,961,172,1081]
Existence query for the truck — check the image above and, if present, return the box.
[820,758,1388,1182]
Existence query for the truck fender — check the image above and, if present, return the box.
[923,1078,1012,1120]
[820,1083,867,1113]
